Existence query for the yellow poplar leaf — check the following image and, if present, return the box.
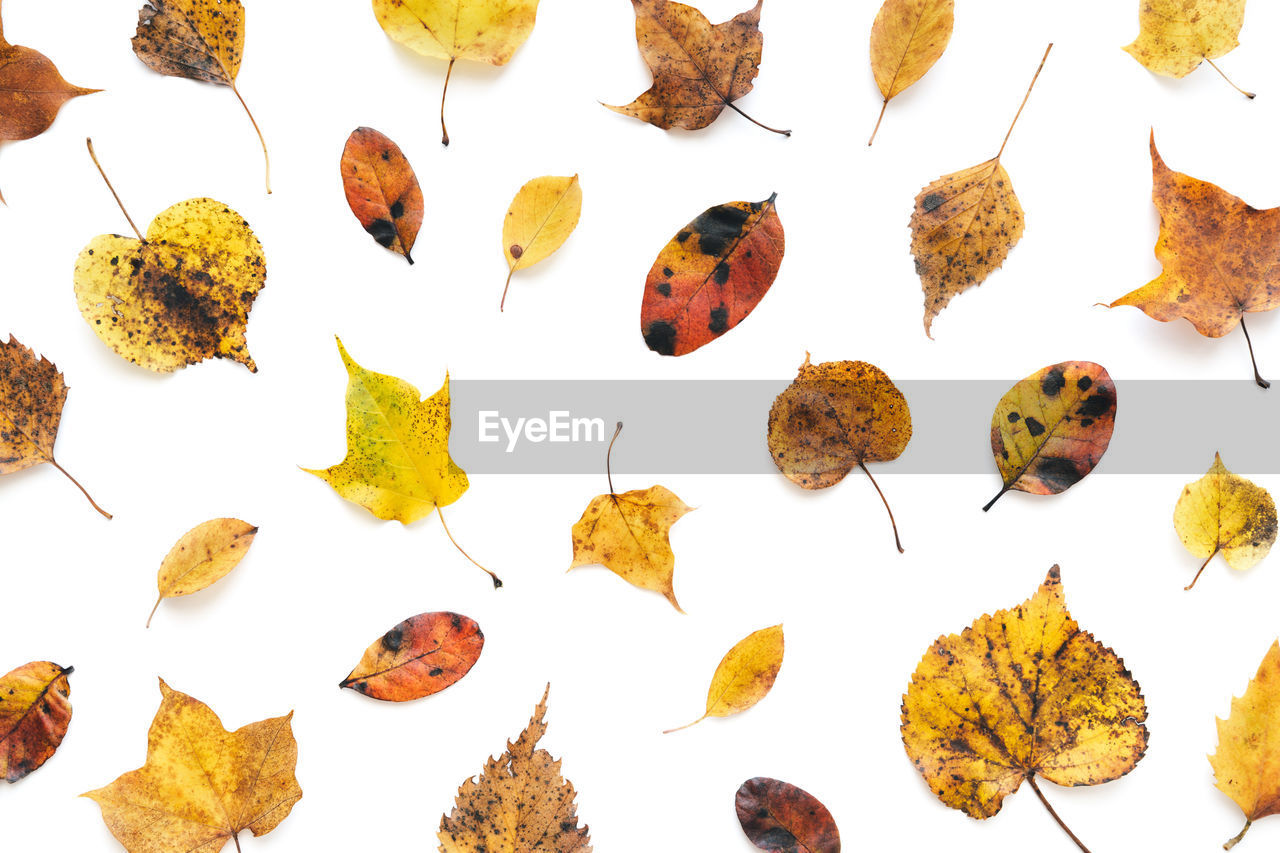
[371,0,540,145]
[666,624,784,733]
[1175,453,1277,590]
[303,338,499,587]
[1124,0,1252,96]
[867,0,954,145]
[147,518,259,628]
[438,685,590,852]
[500,174,582,311]
[1211,640,1280,850]
[901,566,1148,849]
[83,678,301,853]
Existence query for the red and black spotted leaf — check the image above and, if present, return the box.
[340,126,424,264]
[0,661,73,783]
[340,611,483,702]
[641,193,785,356]
[736,776,841,853]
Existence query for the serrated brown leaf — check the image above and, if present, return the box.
[438,685,590,853]
[0,661,73,784]
[606,0,788,136]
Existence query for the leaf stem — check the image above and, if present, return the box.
[232,833,242,853]
[662,713,707,735]
[85,138,144,243]
[982,484,1011,512]
[1205,57,1255,99]
[1185,550,1217,590]
[500,267,515,312]
[435,504,502,588]
[230,83,271,195]
[440,58,456,146]
[50,458,111,519]
[1240,316,1269,388]
[1225,818,1253,850]
[996,43,1053,160]
[146,597,162,629]
[724,100,790,136]
[858,461,903,552]
[1027,775,1091,853]
[606,421,623,495]
[867,98,888,146]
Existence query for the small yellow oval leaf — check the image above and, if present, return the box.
[1175,453,1277,590]
[868,0,953,144]
[501,174,582,310]
[666,624,784,733]
[147,518,258,628]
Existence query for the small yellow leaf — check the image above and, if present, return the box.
[1211,640,1280,849]
[1124,0,1247,81]
[1175,453,1277,590]
[868,0,953,144]
[147,518,258,628]
[666,624,784,733]
[501,174,582,310]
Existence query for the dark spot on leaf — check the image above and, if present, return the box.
[366,219,397,249]
[509,244,524,259]
[662,267,673,277]
[1078,390,1114,417]
[389,200,404,219]
[1041,368,1066,396]
[1036,457,1083,491]
[714,262,730,285]
[644,321,677,355]
[689,204,751,256]
[428,667,444,677]
[1025,417,1045,437]
[1007,412,1020,423]
[656,282,671,297]
[708,305,729,335]
[382,628,404,652]
[922,192,946,212]
[1077,376,1093,391]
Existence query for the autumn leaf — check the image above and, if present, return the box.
[84,678,301,853]
[501,174,582,311]
[1211,640,1280,849]
[304,337,501,588]
[985,361,1116,512]
[901,566,1148,852]
[340,611,484,702]
[147,518,258,628]
[569,422,692,611]
[641,194,784,356]
[767,354,911,552]
[1108,133,1279,388]
[1175,453,1276,590]
[735,777,841,853]
[0,335,110,518]
[0,0,99,202]
[1124,0,1253,97]
[75,140,266,373]
[606,0,789,136]
[910,44,1051,338]
[132,0,271,192]
[438,685,590,853]
[373,0,539,146]
[341,127,423,265]
[867,0,953,146]
[666,624,783,733]
[0,661,73,784]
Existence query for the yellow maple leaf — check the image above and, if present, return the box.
[372,0,540,145]
[83,679,301,853]
[901,566,1148,851]
[438,685,590,853]
[304,338,499,587]
[1212,640,1280,849]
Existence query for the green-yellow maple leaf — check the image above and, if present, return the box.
[304,337,500,587]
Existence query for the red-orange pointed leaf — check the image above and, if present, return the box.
[340,611,483,702]
[0,661,73,783]
[341,126,425,264]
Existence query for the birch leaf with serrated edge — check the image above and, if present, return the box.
[867,0,953,145]
[665,624,783,733]
[901,566,1147,851]
[303,337,501,587]
[147,518,258,628]
[985,361,1117,512]
[501,174,582,311]
[1176,453,1277,590]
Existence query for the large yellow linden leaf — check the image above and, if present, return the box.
[1124,0,1247,81]
[83,679,301,853]
[438,685,590,852]
[501,174,582,311]
[74,197,266,373]
[1174,453,1277,590]
[372,0,540,145]
[901,566,1147,848]
[867,0,953,145]
[666,624,784,733]
[1211,640,1280,850]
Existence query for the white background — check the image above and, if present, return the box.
[3,0,1280,850]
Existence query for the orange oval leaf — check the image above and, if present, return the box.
[341,126,425,264]
[340,612,483,702]
[1,661,73,783]
[641,193,784,356]
[736,776,841,853]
